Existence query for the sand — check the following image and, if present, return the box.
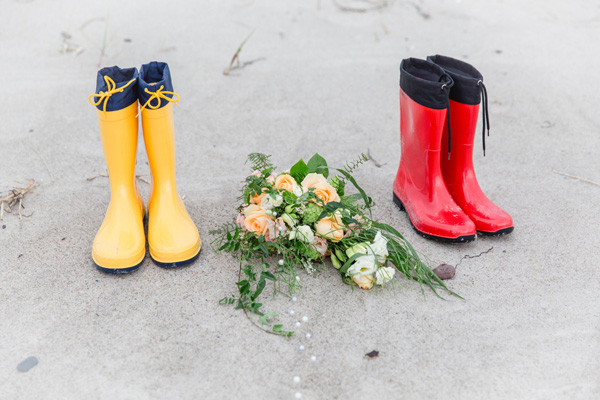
[1,0,599,398]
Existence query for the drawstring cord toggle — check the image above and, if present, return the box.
[477,80,490,156]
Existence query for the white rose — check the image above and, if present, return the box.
[295,225,314,243]
[375,266,396,285]
[293,185,304,197]
[260,194,283,210]
[367,231,388,264]
[347,254,377,277]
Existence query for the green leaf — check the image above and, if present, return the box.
[290,159,309,183]
[307,153,329,178]
[252,276,267,300]
[263,271,276,281]
[331,167,372,217]
[259,311,278,325]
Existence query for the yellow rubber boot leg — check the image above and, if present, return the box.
[141,103,201,267]
[92,102,146,273]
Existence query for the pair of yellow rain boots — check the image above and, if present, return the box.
[88,62,201,273]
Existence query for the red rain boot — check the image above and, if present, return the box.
[427,55,514,236]
[393,58,477,243]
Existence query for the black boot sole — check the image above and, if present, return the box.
[478,226,514,236]
[94,258,145,274]
[151,247,202,269]
[393,192,476,244]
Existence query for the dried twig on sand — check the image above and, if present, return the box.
[136,175,150,185]
[86,173,150,185]
[404,1,430,19]
[334,0,388,13]
[455,247,494,269]
[367,149,386,168]
[223,29,257,76]
[0,180,37,221]
[552,170,600,187]
[86,173,108,181]
[32,148,55,183]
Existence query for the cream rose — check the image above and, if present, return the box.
[243,205,274,235]
[301,173,340,204]
[292,225,314,243]
[260,193,283,210]
[315,213,345,242]
[352,274,374,290]
[375,266,396,286]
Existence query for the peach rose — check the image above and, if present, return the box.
[243,205,274,235]
[352,274,374,290]
[301,173,340,204]
[249,190,268,205]
[315,213,345,242]
[275,174,299,193]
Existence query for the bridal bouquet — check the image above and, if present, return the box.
[213,153,456,335]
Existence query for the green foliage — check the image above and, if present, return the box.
[246,153,273,171]
[329,175,345,196]
[290,158,308,184]
[307,153,329,178]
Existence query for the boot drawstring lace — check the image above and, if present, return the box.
[477,80,490,156]
[441,83,451,160]
[136,86,180,117]
[88,76,136,115]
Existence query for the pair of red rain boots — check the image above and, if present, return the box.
[393,55,513,243]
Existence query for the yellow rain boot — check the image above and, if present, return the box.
[88,67,146,273]
[138,62,201,268]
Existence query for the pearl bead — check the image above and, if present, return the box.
[295,322,301,327]
[292,297,297,302]
[290,310,295,316]
[306,333,311,339]
[299,345,305,351]
[295,276,300,281]
[302,316,308,322]
[293,376,300,383]
[278,259,284,265]
[311,355,317,361]
[295,393,302,399]
[272,211,277,216]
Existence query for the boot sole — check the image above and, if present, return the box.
[393,192,476,244]
[94,258,144,274]
[151,247,202,269]
[478,226,514,236]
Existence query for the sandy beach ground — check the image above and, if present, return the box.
[1,0,599,398]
